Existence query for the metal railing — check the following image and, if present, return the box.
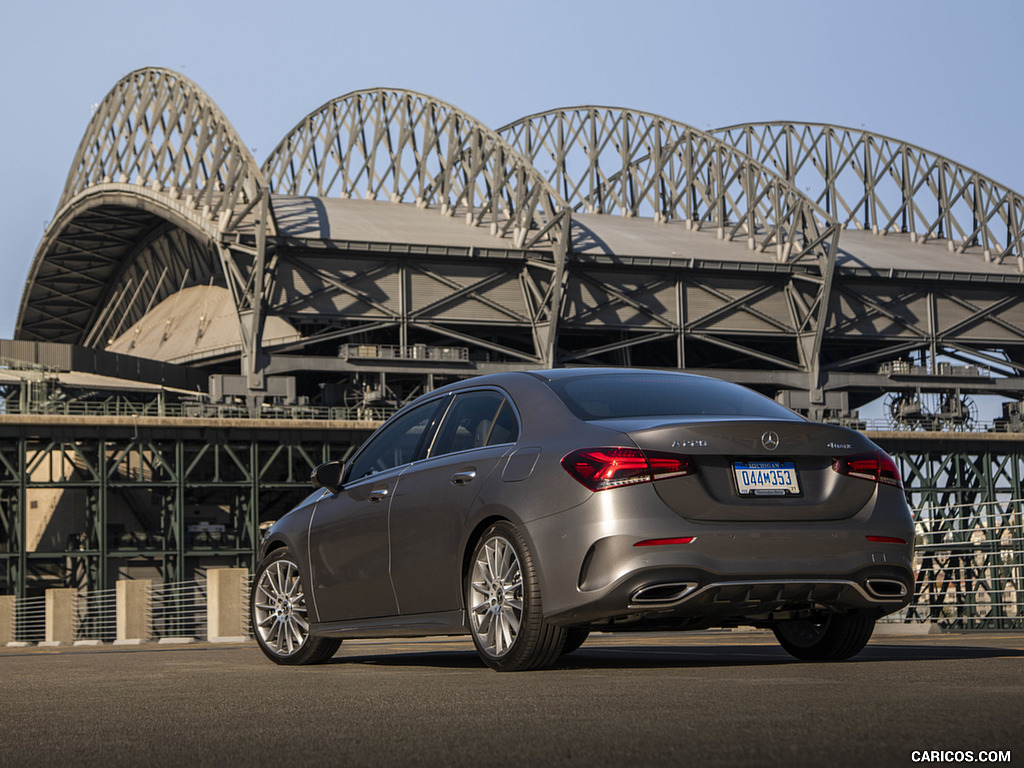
[825,417,1023,434]
[0,398,395,423]
[338,343,469,362]
[7,392,1021,434]
[14,595,46,643]
[150,580,207,641]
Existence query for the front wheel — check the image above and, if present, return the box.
[466,521,565,671]
[772,610,876,661]
[252,547,341,665]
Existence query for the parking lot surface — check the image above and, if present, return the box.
[1,631,1022,768]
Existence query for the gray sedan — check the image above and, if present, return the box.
[252,369,915,671]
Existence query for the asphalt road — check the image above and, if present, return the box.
[1,631,1022,768]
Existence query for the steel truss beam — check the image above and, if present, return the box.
[268,243,554,364]
[825,276,1024,374]
[0,419,373,598]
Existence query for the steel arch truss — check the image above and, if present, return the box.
[61,68,270,232]
[717,123,1024,270]
[499,108,840,264]
[18,68,275,385]
[498,108,843,377]
[261,90,570,253]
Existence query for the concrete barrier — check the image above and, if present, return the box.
[115,579,152,645]
[0,595,14,644]
[42,587,77,646]
[207,568,248,642]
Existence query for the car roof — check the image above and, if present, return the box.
[422,368,715,401]
[523,367,709,382]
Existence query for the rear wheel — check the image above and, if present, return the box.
[772,610,876,661]
[252,547,341,665]
[466,521,565,671]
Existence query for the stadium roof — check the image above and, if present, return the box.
[14,68,1024,412]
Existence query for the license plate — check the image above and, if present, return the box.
[733,461,800,496]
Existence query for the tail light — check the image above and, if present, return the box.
[561,447,696,491]
[832,450,902,488]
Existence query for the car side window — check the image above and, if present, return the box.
[430,391,519,458]
[347,400,441,481]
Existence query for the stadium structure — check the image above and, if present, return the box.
[1,68,1021,629]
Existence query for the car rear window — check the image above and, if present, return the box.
[545,374,800,421]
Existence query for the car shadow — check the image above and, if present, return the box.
[326,641,1024,670]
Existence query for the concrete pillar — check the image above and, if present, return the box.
[207,568,248,642]
[115,579,152,645]
[43,587,78,646]
[0,595,14,644]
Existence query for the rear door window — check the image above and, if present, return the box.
[429,390,519,457]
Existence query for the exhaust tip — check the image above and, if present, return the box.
[630,581,698,606]
[865,578,908,599]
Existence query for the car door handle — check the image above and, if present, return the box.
[450,470,477,486]
[368,488,389,503]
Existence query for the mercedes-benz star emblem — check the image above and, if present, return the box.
[761,431,780,451]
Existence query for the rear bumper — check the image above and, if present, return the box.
[547,563,914,626]
[521,474,916,627]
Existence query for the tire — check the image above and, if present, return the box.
[561,628,590,656]
[466,521,566,671]
[251,546,341,665]
[772,610,876,661]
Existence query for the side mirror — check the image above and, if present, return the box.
[311,461,346,494]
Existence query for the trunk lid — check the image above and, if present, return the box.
[602,417,879,522]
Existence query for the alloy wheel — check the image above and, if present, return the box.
[253,558,310,656]
[468,535,524,657]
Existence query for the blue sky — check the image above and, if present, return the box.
[2,0,1022,350]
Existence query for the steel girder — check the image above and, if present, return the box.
[716,122,1024,270]
[266,244,553,365]
[823,278,1024,377]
